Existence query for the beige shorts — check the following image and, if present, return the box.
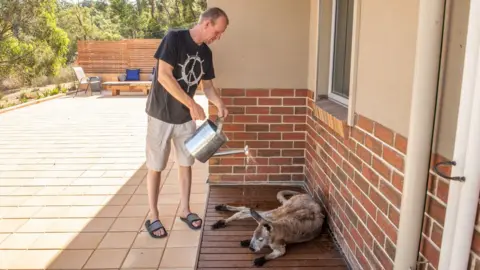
[146,116,196,171]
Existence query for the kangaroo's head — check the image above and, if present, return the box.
[249,208,273,252]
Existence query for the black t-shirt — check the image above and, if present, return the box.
[145,29,215,124]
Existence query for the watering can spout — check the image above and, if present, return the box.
[213,145,249,157]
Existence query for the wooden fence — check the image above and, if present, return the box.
[76,39,161,81]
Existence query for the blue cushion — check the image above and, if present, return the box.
[125,69,140,81]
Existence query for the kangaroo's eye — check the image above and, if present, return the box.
[258,237,264,241]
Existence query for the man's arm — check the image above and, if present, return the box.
[157,60,196,109]
[202,79,223,108]
[202,79,228,118]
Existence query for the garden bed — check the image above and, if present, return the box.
[0,82,75,110]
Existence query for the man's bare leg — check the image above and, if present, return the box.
[146,169,166,237]
[177,165,201,228]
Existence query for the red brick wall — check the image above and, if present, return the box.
[207,88,308,182]
[303,88,460,270]
[470,208,480,269]
[305,92,403,269]
[428,165,480,270]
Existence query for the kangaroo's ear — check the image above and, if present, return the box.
[250,208,264,223]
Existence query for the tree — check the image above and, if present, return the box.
[0,0,207,88]
[56,0,123,63]
[0,0,69,83]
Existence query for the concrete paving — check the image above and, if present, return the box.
[0,92,210,270]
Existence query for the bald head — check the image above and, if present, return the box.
[199,7,229,25]
[193,7,229,45]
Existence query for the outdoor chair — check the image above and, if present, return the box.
[72,66,101,97]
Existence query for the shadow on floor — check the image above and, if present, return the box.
[0,161,209,269]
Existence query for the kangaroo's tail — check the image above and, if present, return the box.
[277,190,301,204]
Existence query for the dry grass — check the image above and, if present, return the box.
[0,66,77,110]
[1,66,76,92]
[0,83,74,110]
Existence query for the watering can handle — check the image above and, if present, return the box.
[215,116,225,133]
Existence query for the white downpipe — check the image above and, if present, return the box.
[438,0,480,269]
[447,38,480,270]
[393,0,446,269]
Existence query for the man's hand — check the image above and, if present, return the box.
[217,105,229,119]
[189,101,206,121]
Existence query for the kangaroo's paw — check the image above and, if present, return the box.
[240,239,251,247]
[215,204,228,211]
[211,219,226,229]
[253,256,267,267]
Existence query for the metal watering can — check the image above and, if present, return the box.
[184,116,249,163]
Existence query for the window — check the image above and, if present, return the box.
[329,0,354,105]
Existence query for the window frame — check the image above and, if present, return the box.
[327,0,354,107]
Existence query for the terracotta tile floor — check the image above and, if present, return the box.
[0,92,210,269]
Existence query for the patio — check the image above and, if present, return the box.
[0,93,209,269]
[0,90,351,270]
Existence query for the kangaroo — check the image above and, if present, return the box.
[212,190,326,267]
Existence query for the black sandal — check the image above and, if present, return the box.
[145,219,168,238]
[180,213,203,230]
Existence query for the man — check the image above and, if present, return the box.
[144,7,229,238]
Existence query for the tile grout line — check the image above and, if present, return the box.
[80,169,143,270]
[193,181,210,270]
[155,164,177,270]
[0,169,202,267]
[113,172,151,270]
[161,162,207,269]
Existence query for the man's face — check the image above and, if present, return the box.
[203,16,228,44]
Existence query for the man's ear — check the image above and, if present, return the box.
[203,19,212,28]
[250,208,264,223]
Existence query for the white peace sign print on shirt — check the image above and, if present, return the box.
[177,52,205,93]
